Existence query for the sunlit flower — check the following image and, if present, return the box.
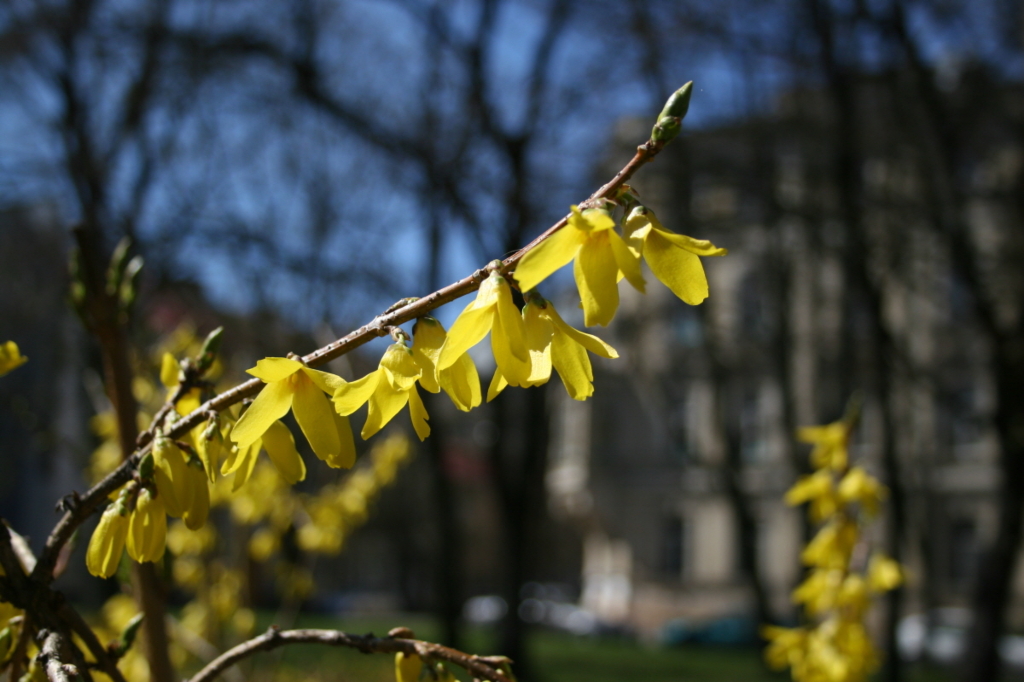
[801,518,858,569]
[623,206,727,305]
[222,418,307,490]
[0,341,27,377]
[87,502,129,578]
[230,357,355,469]
[411,316,481,412]
[785,469,840,523]
[836,466,886,516]
[152,437,209,529]
[515,206,645,327]
[489,294,618,401]
[333,343,430,441]
[797,420,850,471]
[762,625,808,671]
[867,553,903,592]
[395,652,422,682]
[127,487,167,563]
[437,269,532,387]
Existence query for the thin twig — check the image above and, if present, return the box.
[187,628,511,682]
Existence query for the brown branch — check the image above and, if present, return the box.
[186,628,511,682]
[34,129,671,584]
[38,630,82,682]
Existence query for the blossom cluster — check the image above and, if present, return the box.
[762,415,904,682]
[65,197,724,580]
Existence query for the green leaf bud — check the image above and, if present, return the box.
[114,613,144,658]
[0,626,11,663]
[196,326,224,374]
[106,237,132,296]
[658,81,693,121]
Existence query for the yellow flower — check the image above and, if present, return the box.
[622,207,727,305]
[0,341,27,377]
[127,487,167,563]
[395,652,422,682]
[867,553,903,592]
[785,470,840,523]
[333,343,430,441]
[222,419,307,490]
[801,518,858,569]
[230,357,355,469]
[489,294,618,401]
[792,568,842,616]
[761,625,807,671]
[836,467,886,516]
[411,316,481,412]
[152,437,210,529]
[797,420,850,471]
[436,270,532,387]
[515,206,645,327]
[87,503,129,578]
[836,574,870,619]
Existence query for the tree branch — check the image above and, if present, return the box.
[187,628,512,682]
[38,631,82,682]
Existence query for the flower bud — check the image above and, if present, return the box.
[395,652,422,682]
[658,81,693,120]
[86,505,129,578]
[127,487,166,563]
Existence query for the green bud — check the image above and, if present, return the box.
[106,237,133,296]
[196,326,224,374]
[658,81,693,121]
[651,116,681,143]
[138,451,154,481]
[113,613,144,658]
[0,626,12,663]
[119,255,144,312]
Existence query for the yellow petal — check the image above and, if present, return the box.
[246,357,303,382]
[395,653,423,682]
[324,410,357,469]
[407,387,431,441]
[412,317,446,393]
[261,420,306,484]
[182,465,209,530]
[491,305,531,386]
[301,367,347,395]
[622,209,654,257]
[575,231,619,327]
[175,387,203,416]
[524,303,553,386]
[0,340,28,376]
[868,554,904,592]
[160,353,179,389]
[87,506,128,578]
[577,206,615,232]
[644,229,709,305]
[546,305,618,359]
[128,489,166,563]
[361,379,409,440]
[438,304,493,371]
[440,353,482,412]
[551,329,594,400]
[381,344,421,390]
[231,442,261,492]
[651,218,727,255]
[487,368,509,402]
[292,372,342,462]
[230,379,295,448]
[153,438,190,518]
[609,228,645,293]
[514,222,586,292]
[332,370,381,416]
[495,276,529,363]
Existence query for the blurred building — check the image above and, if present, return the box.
[549,74,1024,639]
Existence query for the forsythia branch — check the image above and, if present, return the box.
[33,132,674,586]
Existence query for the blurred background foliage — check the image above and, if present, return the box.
[2,1,1024,681]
